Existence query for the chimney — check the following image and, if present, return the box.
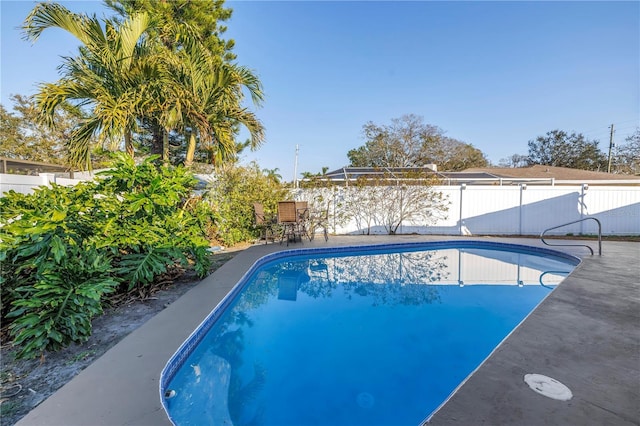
[424,164,437,172]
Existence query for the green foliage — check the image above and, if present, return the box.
[106,0,235,62]
[0,153,212,359]
[23,2,155,169]
[347,114,488,171]
[116,247,179,290]
[21,1,264,170]
[97,154,212,288]
[7,248,118,359]
[0,94,76,165]
[1,182,98,324]
[613,128,640,175]
[204,163,289,246]
[527,130,606,171]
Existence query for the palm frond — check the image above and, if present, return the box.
[23,3,104,49]
[115,12,150,69]
[68,118,102,170]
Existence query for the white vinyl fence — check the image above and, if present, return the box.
[0,173,86,195]
[296,184,640,236]
[3,173,638,236]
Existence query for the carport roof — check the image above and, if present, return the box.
[0,157,71,175]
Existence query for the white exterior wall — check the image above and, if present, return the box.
[54,177,84,187]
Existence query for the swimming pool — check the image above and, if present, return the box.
[160,241,579,425]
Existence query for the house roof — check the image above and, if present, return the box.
[321,166,521,185]
[462,165,640,181]
[317,165,640,185]
[324,166,453,180]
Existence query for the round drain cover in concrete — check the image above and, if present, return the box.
[524,374,573,401]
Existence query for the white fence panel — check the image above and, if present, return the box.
[55,177,84,187]
[584,187,640,235]
[0,173,53,195]
[520,186,584,235]
[298,184,640,236]
[397,186,459,234]
[458,186,521,235]
[1,173,85,196]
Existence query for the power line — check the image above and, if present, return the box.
[581,123,638,141]
[581,119,639,136]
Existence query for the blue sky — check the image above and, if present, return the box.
[2,1,638,180]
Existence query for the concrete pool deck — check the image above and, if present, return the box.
[15,236,640,426]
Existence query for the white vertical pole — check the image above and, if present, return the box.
[580,184,588,234]
[519,184,526,235]
[459,184,466,235]
[457,249,464,286]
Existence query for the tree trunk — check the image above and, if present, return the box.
[149,121,163,157]
[125,131,134,158]
[162,130,169,164]
[185,132,196,167]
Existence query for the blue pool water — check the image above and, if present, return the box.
[161,241,579,426]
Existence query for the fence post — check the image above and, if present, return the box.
[519,184,527,235]
[580,184,588,235]
[459,184,466,235]
[39,173,56,188]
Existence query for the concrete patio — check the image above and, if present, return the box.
[15,236,640,426]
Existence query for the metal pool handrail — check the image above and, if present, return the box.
[540,217,602,255]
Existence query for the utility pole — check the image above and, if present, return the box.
[607,124,615,173]
[293,144,299,188]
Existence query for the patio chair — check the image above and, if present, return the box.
[295,201,312,241]
[277,201,300,245]
[253,203,276,244]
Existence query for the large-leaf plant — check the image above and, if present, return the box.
[0,153,212,359]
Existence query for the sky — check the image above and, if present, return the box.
[1,1,638,181]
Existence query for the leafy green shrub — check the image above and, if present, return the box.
[0,153,213,359]
[7,248,118,360]
[1,182,98,323]
[204,163,289,246]
[91,154,212,290]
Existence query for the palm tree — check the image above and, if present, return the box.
[23,2,153,170]
[130,31,265,167]
[179,54,265,167]
[106,0,265,167]
[25,1,266,170]
[263,167,282,183]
